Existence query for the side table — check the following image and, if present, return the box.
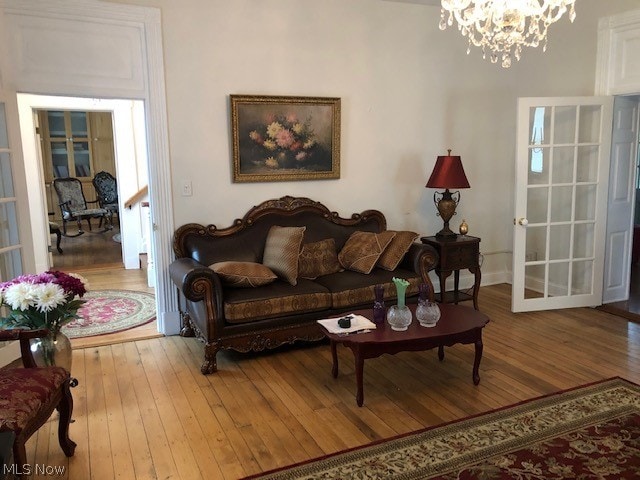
[421,235,481,310]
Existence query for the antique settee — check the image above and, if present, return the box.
[169,196,439,374]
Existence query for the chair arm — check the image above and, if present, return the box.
[0,328,50,368]
[400,243,439,301]
[169,258,225,318]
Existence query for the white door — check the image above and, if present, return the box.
[602,96,640,303]
[512,97,614,312]
[0,95,24,281]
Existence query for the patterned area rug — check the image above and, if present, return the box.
[245,378,640,479]
[62,289,156,339]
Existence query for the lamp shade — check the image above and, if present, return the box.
[426,152,470,189]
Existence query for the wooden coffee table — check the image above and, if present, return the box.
[322,303,490,406]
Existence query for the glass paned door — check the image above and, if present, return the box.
[512,97,613,312]
[0,101,23,281]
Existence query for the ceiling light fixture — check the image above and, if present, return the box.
[439,0,576,68]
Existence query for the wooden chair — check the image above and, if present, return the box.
[0,329,76,477]
[53,177,112,237]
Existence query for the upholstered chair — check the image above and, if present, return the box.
[0,329,76,477]
[53,177,111,237]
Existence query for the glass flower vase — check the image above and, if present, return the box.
[415,282,441,327]
[416,301,441,327]
[30,331,73,372]
[387,304,412,331]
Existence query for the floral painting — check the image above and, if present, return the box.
[231,95,340,182]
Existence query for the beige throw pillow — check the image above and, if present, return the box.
[338,231,396,274]
[298,238,342,279]
[377,230,419,271]
[210,261,277,288]
[262,225,306,285]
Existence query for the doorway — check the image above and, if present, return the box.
[17,94,150,276]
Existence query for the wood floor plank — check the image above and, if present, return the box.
[17,282,640,479]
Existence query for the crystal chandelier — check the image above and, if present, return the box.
[439,0,577,68]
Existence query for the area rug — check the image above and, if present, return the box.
[62,289,156,338]
[245,377,640,479]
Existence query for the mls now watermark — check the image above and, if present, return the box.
[3,464,66,476]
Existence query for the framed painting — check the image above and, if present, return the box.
[231,95,341,182]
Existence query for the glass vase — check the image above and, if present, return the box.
[415,282,441,327]
[416,301,441,327]
[373,284,386,325]
[30,331,73,372]
[387,304,412,331]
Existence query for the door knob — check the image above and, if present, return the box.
[518,218,529,226]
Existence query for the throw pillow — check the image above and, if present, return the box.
[262,225,306,285]
[377,230,420,271]
[298,238,342,279]
[210,261,277,288]
[338,230,396,274]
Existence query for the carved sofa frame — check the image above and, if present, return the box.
[170,196,438,374]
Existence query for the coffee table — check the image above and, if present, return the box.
[322,303,490,406]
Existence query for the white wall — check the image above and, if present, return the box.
[109,0,639,286]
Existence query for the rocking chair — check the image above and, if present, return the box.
[92,171,119,226]
[53,177,112,237]
[0,328,76,478]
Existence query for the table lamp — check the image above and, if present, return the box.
[426,150,470,238]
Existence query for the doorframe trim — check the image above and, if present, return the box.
[0,0,179,334]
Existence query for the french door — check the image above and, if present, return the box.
[512,97,613,312]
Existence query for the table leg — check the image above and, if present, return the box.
[438,345,444,361]
[454,269,460,303]
[331,341,338,378]
[470,265,481,310]
[354,346,365,407]
[473,336,483,385]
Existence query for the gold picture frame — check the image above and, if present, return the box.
[231,95,341,182]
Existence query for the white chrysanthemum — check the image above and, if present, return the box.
[4,283,38,311]
[266,122,283,139]
[34,283,66,312]
[292,123,304,135]
[263,139,277,151]
[303,139,316,149]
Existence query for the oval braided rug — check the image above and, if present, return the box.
[62,289,156,339]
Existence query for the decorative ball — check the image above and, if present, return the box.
[459,219,468,235]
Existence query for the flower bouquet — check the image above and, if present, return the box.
[248,113,318,169]
[0,271,88,368]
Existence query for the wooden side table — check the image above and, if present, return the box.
[421,235,481,310]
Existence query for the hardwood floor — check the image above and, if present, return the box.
[50,222,161,349]
[598,262,640,322]
[24,283,640,479]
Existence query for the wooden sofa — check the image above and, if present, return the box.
[170,196,438,374]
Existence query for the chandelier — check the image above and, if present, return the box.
[439,0,577,68]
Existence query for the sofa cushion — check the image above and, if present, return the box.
[262,225,306,286]
[377,231,420,271]
[314,268,422,309]
[222,279,331,323]
[210,261,277,288]
[298,238,342,280]
[338,231,396,274]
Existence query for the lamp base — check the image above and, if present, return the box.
[435,227,457,238]
[434,189,459,239]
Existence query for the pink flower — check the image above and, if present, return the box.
[295,152,307,161]
[289,141,302,152]
[275,129,295,148]
[286,113,298,124]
